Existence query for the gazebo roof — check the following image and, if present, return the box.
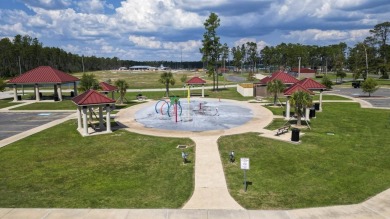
[258,71,299,85]
[298,78,327,90]
[99,82,118,92]
[72,90,116,106]
[284,83,315,96]
[187,77,206,85]
[8,66,79,84]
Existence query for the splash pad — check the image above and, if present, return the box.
[134,98,253,132]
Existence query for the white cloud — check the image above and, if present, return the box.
[129,35,202,52]
[76,0,105,13]
[129,35,162,49]
[233,38,268,50]
[115,0,203,32]
[284,29,370,43]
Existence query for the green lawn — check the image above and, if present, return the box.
[0,120,194,208]
[11,100,77,110]
[219,102,390,209]
[0,98,21,109]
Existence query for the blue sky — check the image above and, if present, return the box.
[0,0,389,61]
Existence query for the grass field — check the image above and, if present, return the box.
[219,102,390,209]
[0,98,21,109]
[0,120,195,208]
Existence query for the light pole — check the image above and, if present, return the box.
[362,44,368,80]
[298,57,301,79]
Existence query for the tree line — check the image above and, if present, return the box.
[0,35,203,78]
[201,13,389,89]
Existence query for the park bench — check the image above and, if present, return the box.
[275,125,290,136]
[136,95,147,101]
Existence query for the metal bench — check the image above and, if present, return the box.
[276,126,290,136]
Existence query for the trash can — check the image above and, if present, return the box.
[291,128,300,142]
[309,108,316,118]
[17,95,22,101]
[70,91,75,97]
[54,96,59,101]
[314,103,320,111]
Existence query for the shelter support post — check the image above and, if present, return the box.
[57,84,63,101]
[202,85,205,98]
[106,105,112,133]
[82,106,89,136]
[286,96,290,120]
[77,106,82,130]
[319,90,323,112]
[99,105,104,129]
[111,92,115,99]
[89,106,93,123]
[13,85,18,101]
[305,107,310,121]
[35,84,40,101]
[54,84,58,99]
[73,82,78,96]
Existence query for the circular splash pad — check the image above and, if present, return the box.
[134,99,253,132]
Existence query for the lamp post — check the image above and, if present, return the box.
[362,44,368,80]
[298,57,301,79]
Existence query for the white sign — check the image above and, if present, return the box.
[240,158,250,170]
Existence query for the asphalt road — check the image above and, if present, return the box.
[0,112,73,140]
[329,87,390,108]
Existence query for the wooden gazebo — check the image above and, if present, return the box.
[7,66,79,101]
[72,90,116,136]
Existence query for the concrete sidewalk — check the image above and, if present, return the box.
[1,187,390,219]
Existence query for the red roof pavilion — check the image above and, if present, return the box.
[284,83,314,96]
[291,68,316,74]
[186,77,206,85]
[8,66,79,84]
[298,78,327,90]
[258,71,299,85]
[99,82,118,92]
[72,90,116,106]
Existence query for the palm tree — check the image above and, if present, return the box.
[159,71,175,97]
[79,73,99,92]
[115,79,129,104]
[266,79,286,106]
[290,91,313,126]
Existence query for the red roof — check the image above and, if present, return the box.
[8,66,79,84]
[291,68,316,73]
[72,90,116,106]
[284,83,315,96]
[258,71,299,85]
[187,77,206,84]
[298,78,327,90]
[99,82,118,91]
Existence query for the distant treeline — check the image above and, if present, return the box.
[0,34,203,78]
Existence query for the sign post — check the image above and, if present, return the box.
[240,158,250,192]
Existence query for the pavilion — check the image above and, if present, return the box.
[297,78,327,111]
[283,83,315,121]
[254,71,299,97]
[99,82,118,99]
[7,66,79,102]
[72,90,116,136]
[186,77,206,97]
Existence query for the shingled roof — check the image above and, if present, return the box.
[258,71,299,85]
[99,82,118,92]
[8,66,79,84]
[298,78,327,90]
[72,90,116,106]
[186,77,206,84]
[284,83,315,96]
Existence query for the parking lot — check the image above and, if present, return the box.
[0,112,74,140]
[329,87,390,108]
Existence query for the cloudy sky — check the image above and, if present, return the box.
[0,0,389,61]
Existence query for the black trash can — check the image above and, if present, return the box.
[309,108,316,118]
[54,96,59,101]
[17,95,22,101]
[291,128,300,142]
[70,91,75,97]
[314,103,320,111]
